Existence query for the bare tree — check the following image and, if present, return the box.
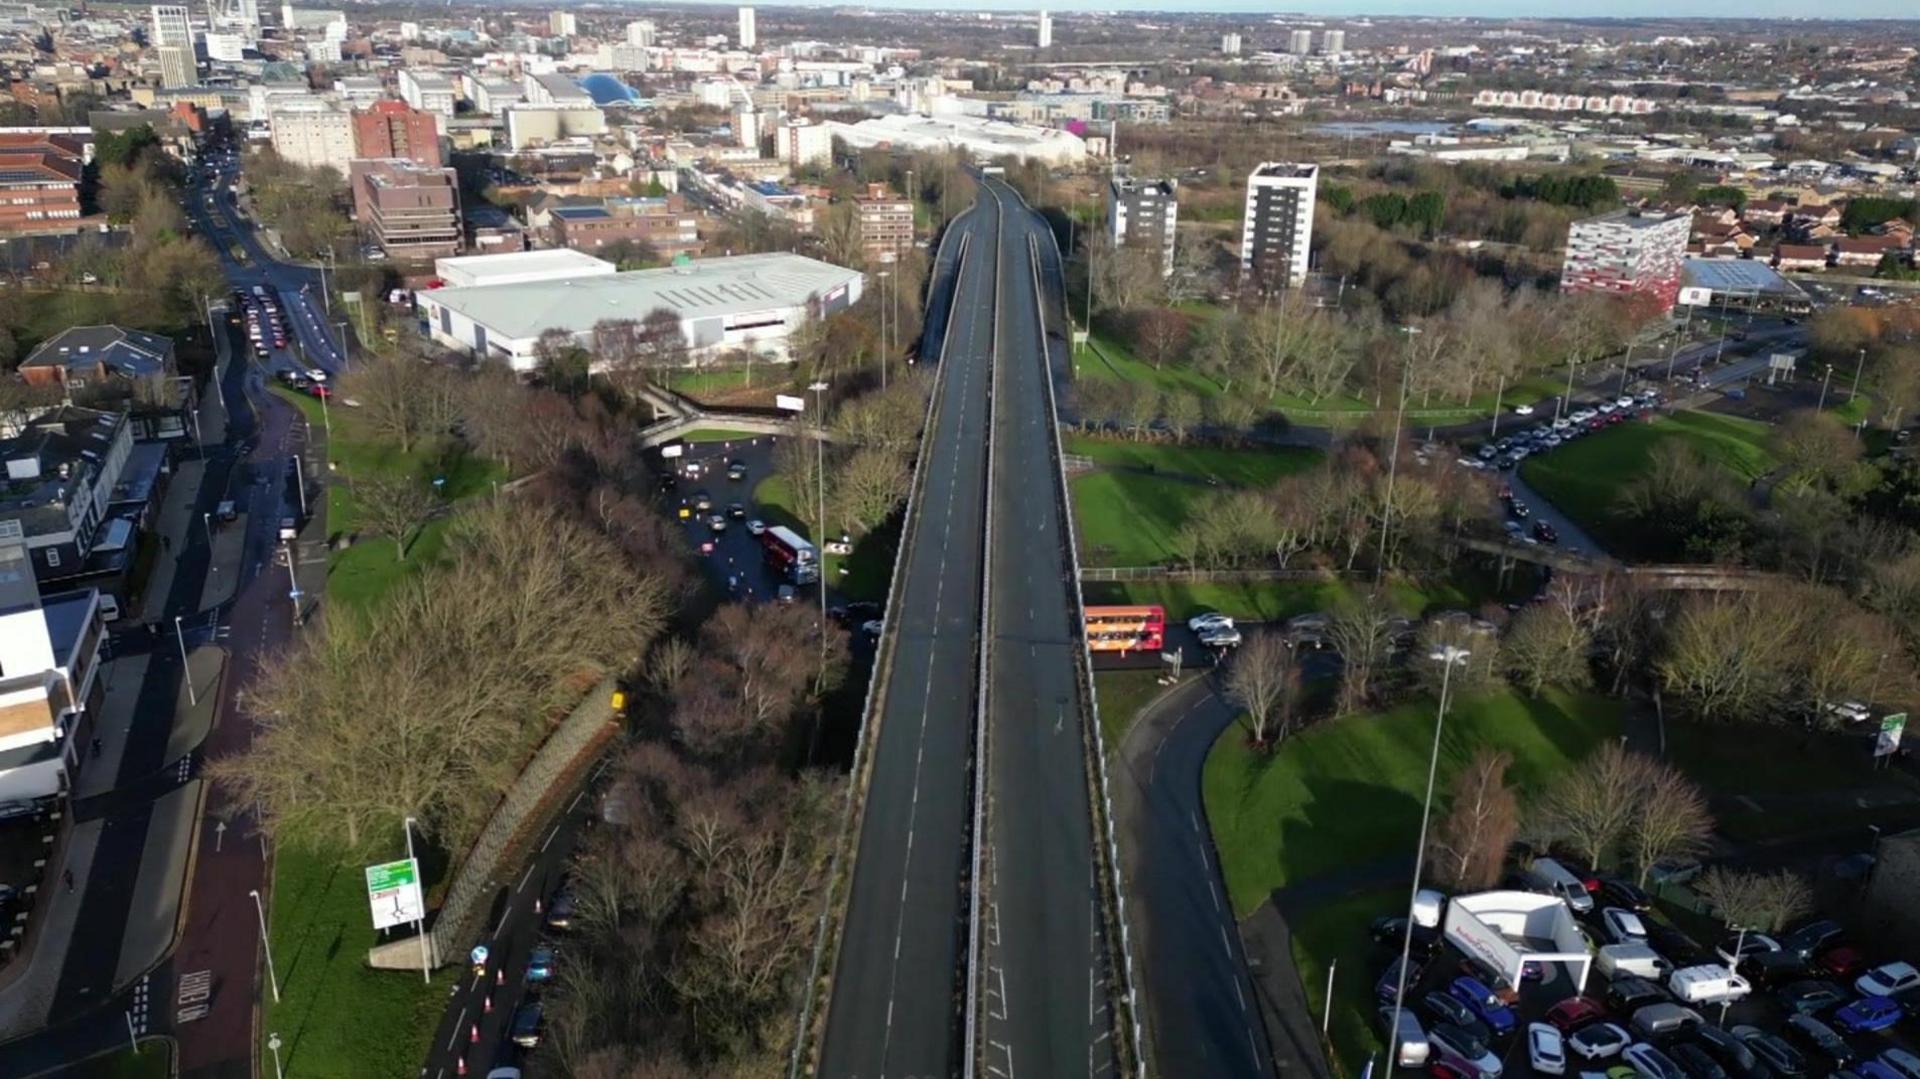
[1695,866,1815,934]
[1429,748,1519,892]
[1326,592,1397,714]
[1222,631,1302,747]
[1502,601,1593,697]
[1630,764,1714,887]
[352,474,437,560]
[1536,743,1654,873]
[1131,307,1192,371]
[339,351,453,455]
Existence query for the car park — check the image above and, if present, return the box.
[1856,962,1920,998]
[1607,975,1671,1013]
[1784,1014,1854,1067]
[1626,1043,1690,1079]
[1423,992,1492,1044]
[1717,935,1782,967]
[1831,995,1903,1033]
[1778,980,1848,1015]
[1531,1023,1569,1075]
[1548,997,1608,1033]
[1570,1022,1633,1060]
[1631,1002,1702,1041]
[1448,976,1517,1036]
[1431,1024,1504,1079]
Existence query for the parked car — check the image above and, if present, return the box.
[1648,924,1707,967]
[1513,403,1535,416]
[1422,992,1492,1045]
[1376,956,1425,1005]
[1200,625,1243,649]
[1778,980,1848,1015]
[1747,951,1810,987]
[1832,996,1905,1034]
[1377,1006,1431,1068]
[1671,1042,1731,1079]
[1597,879,1655,913]
[1607,975,1671,1013]
[1570,1023,1633,1061]
[1626,1043,1690,1079]
[1781,921,1846,960]
[1547,996,1608,1034]
[1523,857,1596,914]
[1531,1023,1568,1076]
[1631,1002,1703,1041]
[1784,1014,1854,1068]
[1853,1062,1906,1079]
[1670,965,1751,1006]
[1857,962,1920,998]
[1448,976,1516,1036]
[509,1001,544,1049]
[1687,1024,1768,1079]
[1716,935,1782,967]
[1881,1054,1920,1079]
[1604,908,1651,946]
[525,944,556,984]
[543,890,576,931]
[1431,1024,1503,1079]
[1189,612,1236,634]
[1600,944,1675,982]
[1733,1027,1807,1079]
[1533,521,1560,544]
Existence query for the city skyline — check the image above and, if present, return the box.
[643,0,1920,17]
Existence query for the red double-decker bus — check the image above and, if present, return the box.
[1083,604,1166,654]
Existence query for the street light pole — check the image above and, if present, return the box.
[173,615,196,707]
[809,381,830,673]
[283,540,302,627]
[1386,646,1470,1069]
[267,1033,284,1079]
[1376,326,1418,581]
[251,888,281,1003]
[1490,372,1507,439]
[1818,363,1834,412]
[1851,347,1866,402]
[1719,924,1748,1027]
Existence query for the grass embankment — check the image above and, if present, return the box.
[751,474,895,602]
[1519,409,1777,554]
[1064,435,1321,567]
[677,426,769,444]
[1665,720,1920,842]
[262,834,460,1079]
[1095,668,1178,748]
[660,366,777,402]
[1205,688,1622,1075]
[271,387,506,611]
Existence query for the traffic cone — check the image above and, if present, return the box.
[483,993,493,1015]
[495,968,505,987]
[534,897,542,915]
[456,1057,467,1076]
[470,1023,480,1044]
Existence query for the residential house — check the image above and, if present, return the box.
[0,543,107,802]
[1833,234,1905,269]
[17,326,195,442]
[1773,244,1830,272]
[0,407,135,585]
[1742,199,1790,227]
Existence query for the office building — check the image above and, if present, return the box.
[1037,9,1052,48]
[203,31,245,62]
[548,10,576,37]
[503,104,607,151]
[352,100,441,167]
[1559,208,1691,313]
[854,183,914,264]
[350,159,461,261]
[416,252,863,371]
[0,133,84,232]
[523,72,594,107]
[1109,173,1178,277]
[270,103,354,170]
[626,19,655,46]
[737,6,755,49]
[779,119,831,169]
[1320,29,1346,55]
[151,4,196,87]
[0,543,107,802]
[1238,161,1318,290]
[1221,32,1242,56]
[1287,28,1313,55]
[548,197,703,261]
[398,69,458,120]
[733,102,759,149]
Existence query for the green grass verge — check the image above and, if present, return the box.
[661,366,778,400]
[270,387,506,612]
[1204,687,1623,916]
[677,426,768,444]
[1065,438,1321,567]
[1294,886,1404,1079]
[1095,668,1177,748]
[1665,720,1920,842]
[750,474,893,602]
[1519,409,1777,552]
[263,841,461,1078]
[1063,435,1322,487]
[64,1044,174,1079]
[1082,565,1534,625]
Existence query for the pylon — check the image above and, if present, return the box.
[534,897,542,915]
[456,1056,467,1076]
[495,968,505,987]
[469,1022,480,1043]
[483,993,493,1014]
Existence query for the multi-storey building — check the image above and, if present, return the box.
[352,100,441,166]
[853,183,913,264]
[349,159,461,261]
[0,542,108,802]
[548,10,576,36]
[1321,29,1346,55]
[0,134,84,232]
[1559,208,1690,313]
[0,407,133,583]
[779,119,831,169]
[1109,173,1178,277]
[1221,32,1242,55]
[548,196,703,260]
[270,102,353,171]
[397,69,457,122]
[627,19,656,46]
[737,5,756,48]
[150,4,195,87]
[1238,161,1317,290]
[1037,9,1052,48]
[1287,28,1313,54]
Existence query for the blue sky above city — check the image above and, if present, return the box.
[675,0,1920,16]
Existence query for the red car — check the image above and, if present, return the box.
[307,383,332,399]
[1545,996,1606,1034]
[1819,945,1867,978]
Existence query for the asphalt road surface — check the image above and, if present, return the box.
[819,187,998,1076]
[978,177,1113,1078]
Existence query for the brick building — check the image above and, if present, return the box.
[352,100,442,167]
[0,133,85,233]
[853,183,913,264]
[549,196,703,260]
[349,159,461,261]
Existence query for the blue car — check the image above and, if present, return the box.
[1834,995,1903,1033]
[1448,976,1517,1036]
[526,944,556,984]
[1856,1062,1907,1079]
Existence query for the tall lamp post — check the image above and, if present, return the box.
[173,615,195,707]
[267,1033,284,1079]
[1376,325,1419,582]
[1385,646,1472,1070]
[1850,347,1867,402]
[251,888,281,1003]
[876,270,892,390]
[808,380,830,660]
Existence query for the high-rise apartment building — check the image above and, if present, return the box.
[1109,174,1179,278]
[737,6,756,49]
[1037,9,1053,48]
[779,120,831,169]
[352,100,442,167]
[151,5,196,87]
[548,10,576,37]
[1238,161,1318,290]
[350,159,461,261]
[270,103,354,171]
[1559,209,1691,313]
[853,183,914,265]
[626,19,655,46]
[1287,28,1314,55]
[732,102,759,150]
[1320,29,1346,55]
[1221,32,1242,55]
[398,69,458,125]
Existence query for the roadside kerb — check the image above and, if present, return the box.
[965,186,1003,1079]
[790,211,974,1079]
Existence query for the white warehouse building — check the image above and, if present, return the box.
[416,252,864,372]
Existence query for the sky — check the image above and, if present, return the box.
[680,0,1920,17]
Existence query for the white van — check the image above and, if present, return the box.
[1378,1007,1431,1068]
[1596,943,1674,981]
[1668,964,1751,1005]
[1522,857,1594,914]
[97,594,121,622]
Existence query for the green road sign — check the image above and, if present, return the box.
[365,858,425,930]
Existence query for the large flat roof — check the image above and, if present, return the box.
[424,252,862,341]
[1684,257,1807,298]
[434,248,615,286]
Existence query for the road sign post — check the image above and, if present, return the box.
[1876,712,1907,764]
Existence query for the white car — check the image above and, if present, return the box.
[1856,961,1920,998]
[1568,1022,1631,1061]
[1188,612,1234,634]
[1624,1042,1687,1079]
[306,368,328,382]
[1571,408,1597,423]
[746,519,767,536]
[1825,700,1872,724]
[1200,626,1243,649]
[1616,396,1637,410]
[1529,1023,1567,1076]
[1553,417,1573,430]
[1602,908,1649,946]
[1512,403,1535,416]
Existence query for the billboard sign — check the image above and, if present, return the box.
[1444,899,1524,987]
[1877,713,1907,758]
[365,858,425,931]
[660,443,685,459]
[1679,286,1713,307]
[775,393,806,412]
